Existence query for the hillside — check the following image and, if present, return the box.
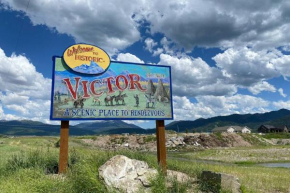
[1,109,290,135]
[0,120,95,136]
[166,109,290,132]
[0,120,147,136]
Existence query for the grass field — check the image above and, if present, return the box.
[1,136,290,192]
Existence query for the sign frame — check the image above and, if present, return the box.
[50,56,174,121]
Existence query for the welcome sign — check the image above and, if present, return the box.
[50,44,173,120]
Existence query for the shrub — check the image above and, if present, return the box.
[54,139,60,148]
[150,170,167,193]
[6,149,59,174]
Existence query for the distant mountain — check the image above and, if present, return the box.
[0,120,147,136]
[1,109,290,136]
[0,120,95,136]
[166,109,290,132]
[75,120,144,133]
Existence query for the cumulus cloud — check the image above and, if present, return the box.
[144,0,290,51]
[273,100,290,109]
[0,48,51,100]
[0,48,51,122]
[6,0,290,52]
[116,53,144,63]
[272,54,290,77]
[213,47,280,86]
[248,81,276,95]
[144,38,158,53]
[152,48,164,56]
[173,94,270,120]
[278,88,287,98]
[173,96,214,120]
[159,54,237,97]
[2,0,141,54]
[144,38,166,56]
[0,104,21,120]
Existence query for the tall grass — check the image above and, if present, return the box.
[1,137,290,192]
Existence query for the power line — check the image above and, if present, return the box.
[14,0,31,54]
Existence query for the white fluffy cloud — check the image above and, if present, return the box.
[248,81,276,95]
[173,94,270,120]
[5,0,290,52]
[2,0,141,54]
[273,100,290,109]
[144,38,157,53]
[0,49,51,100]
[213,47,280,86]
[272,54,290,77]
[278,88,287,98]
[0,48,51,122]
[116,53,144,63]
[159,54,237,97]
[144,0,290,51]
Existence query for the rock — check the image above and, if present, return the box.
[137,137,145,144]
[200,171,241,193]
[167,170,192,183]
[138,168,158,187]
[177,136,184,141]
[99,155,157,193]
[99,155,193,193]
[0,141,4,144]
[170,137,176,141]
[173,140,180,145]
[123,143,129,147]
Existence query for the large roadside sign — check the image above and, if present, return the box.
[50,44,173,120]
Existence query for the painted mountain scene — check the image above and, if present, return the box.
[51,58,173,120]
[73,60,105,74]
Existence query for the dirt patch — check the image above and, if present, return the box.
[183,133,251,148]
[82,133,256,151]
[271,139,290,145]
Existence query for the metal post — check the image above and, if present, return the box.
[58,120,69,174]
[156,120,167,174]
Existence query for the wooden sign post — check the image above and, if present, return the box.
[156,120,167,174]
[58,121,69,174]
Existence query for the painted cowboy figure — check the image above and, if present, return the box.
[134,94,139,107]
[57,91,61,102]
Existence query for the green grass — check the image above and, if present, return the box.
[1,136,290,192]
[173,145,290,163]
[261,133,290,139]
[239,134,268,146]
[145,135,156,143]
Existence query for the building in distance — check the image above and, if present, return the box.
[257,125,289,133]
[212,126,251,133]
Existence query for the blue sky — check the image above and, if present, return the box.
[1,0,290,129]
